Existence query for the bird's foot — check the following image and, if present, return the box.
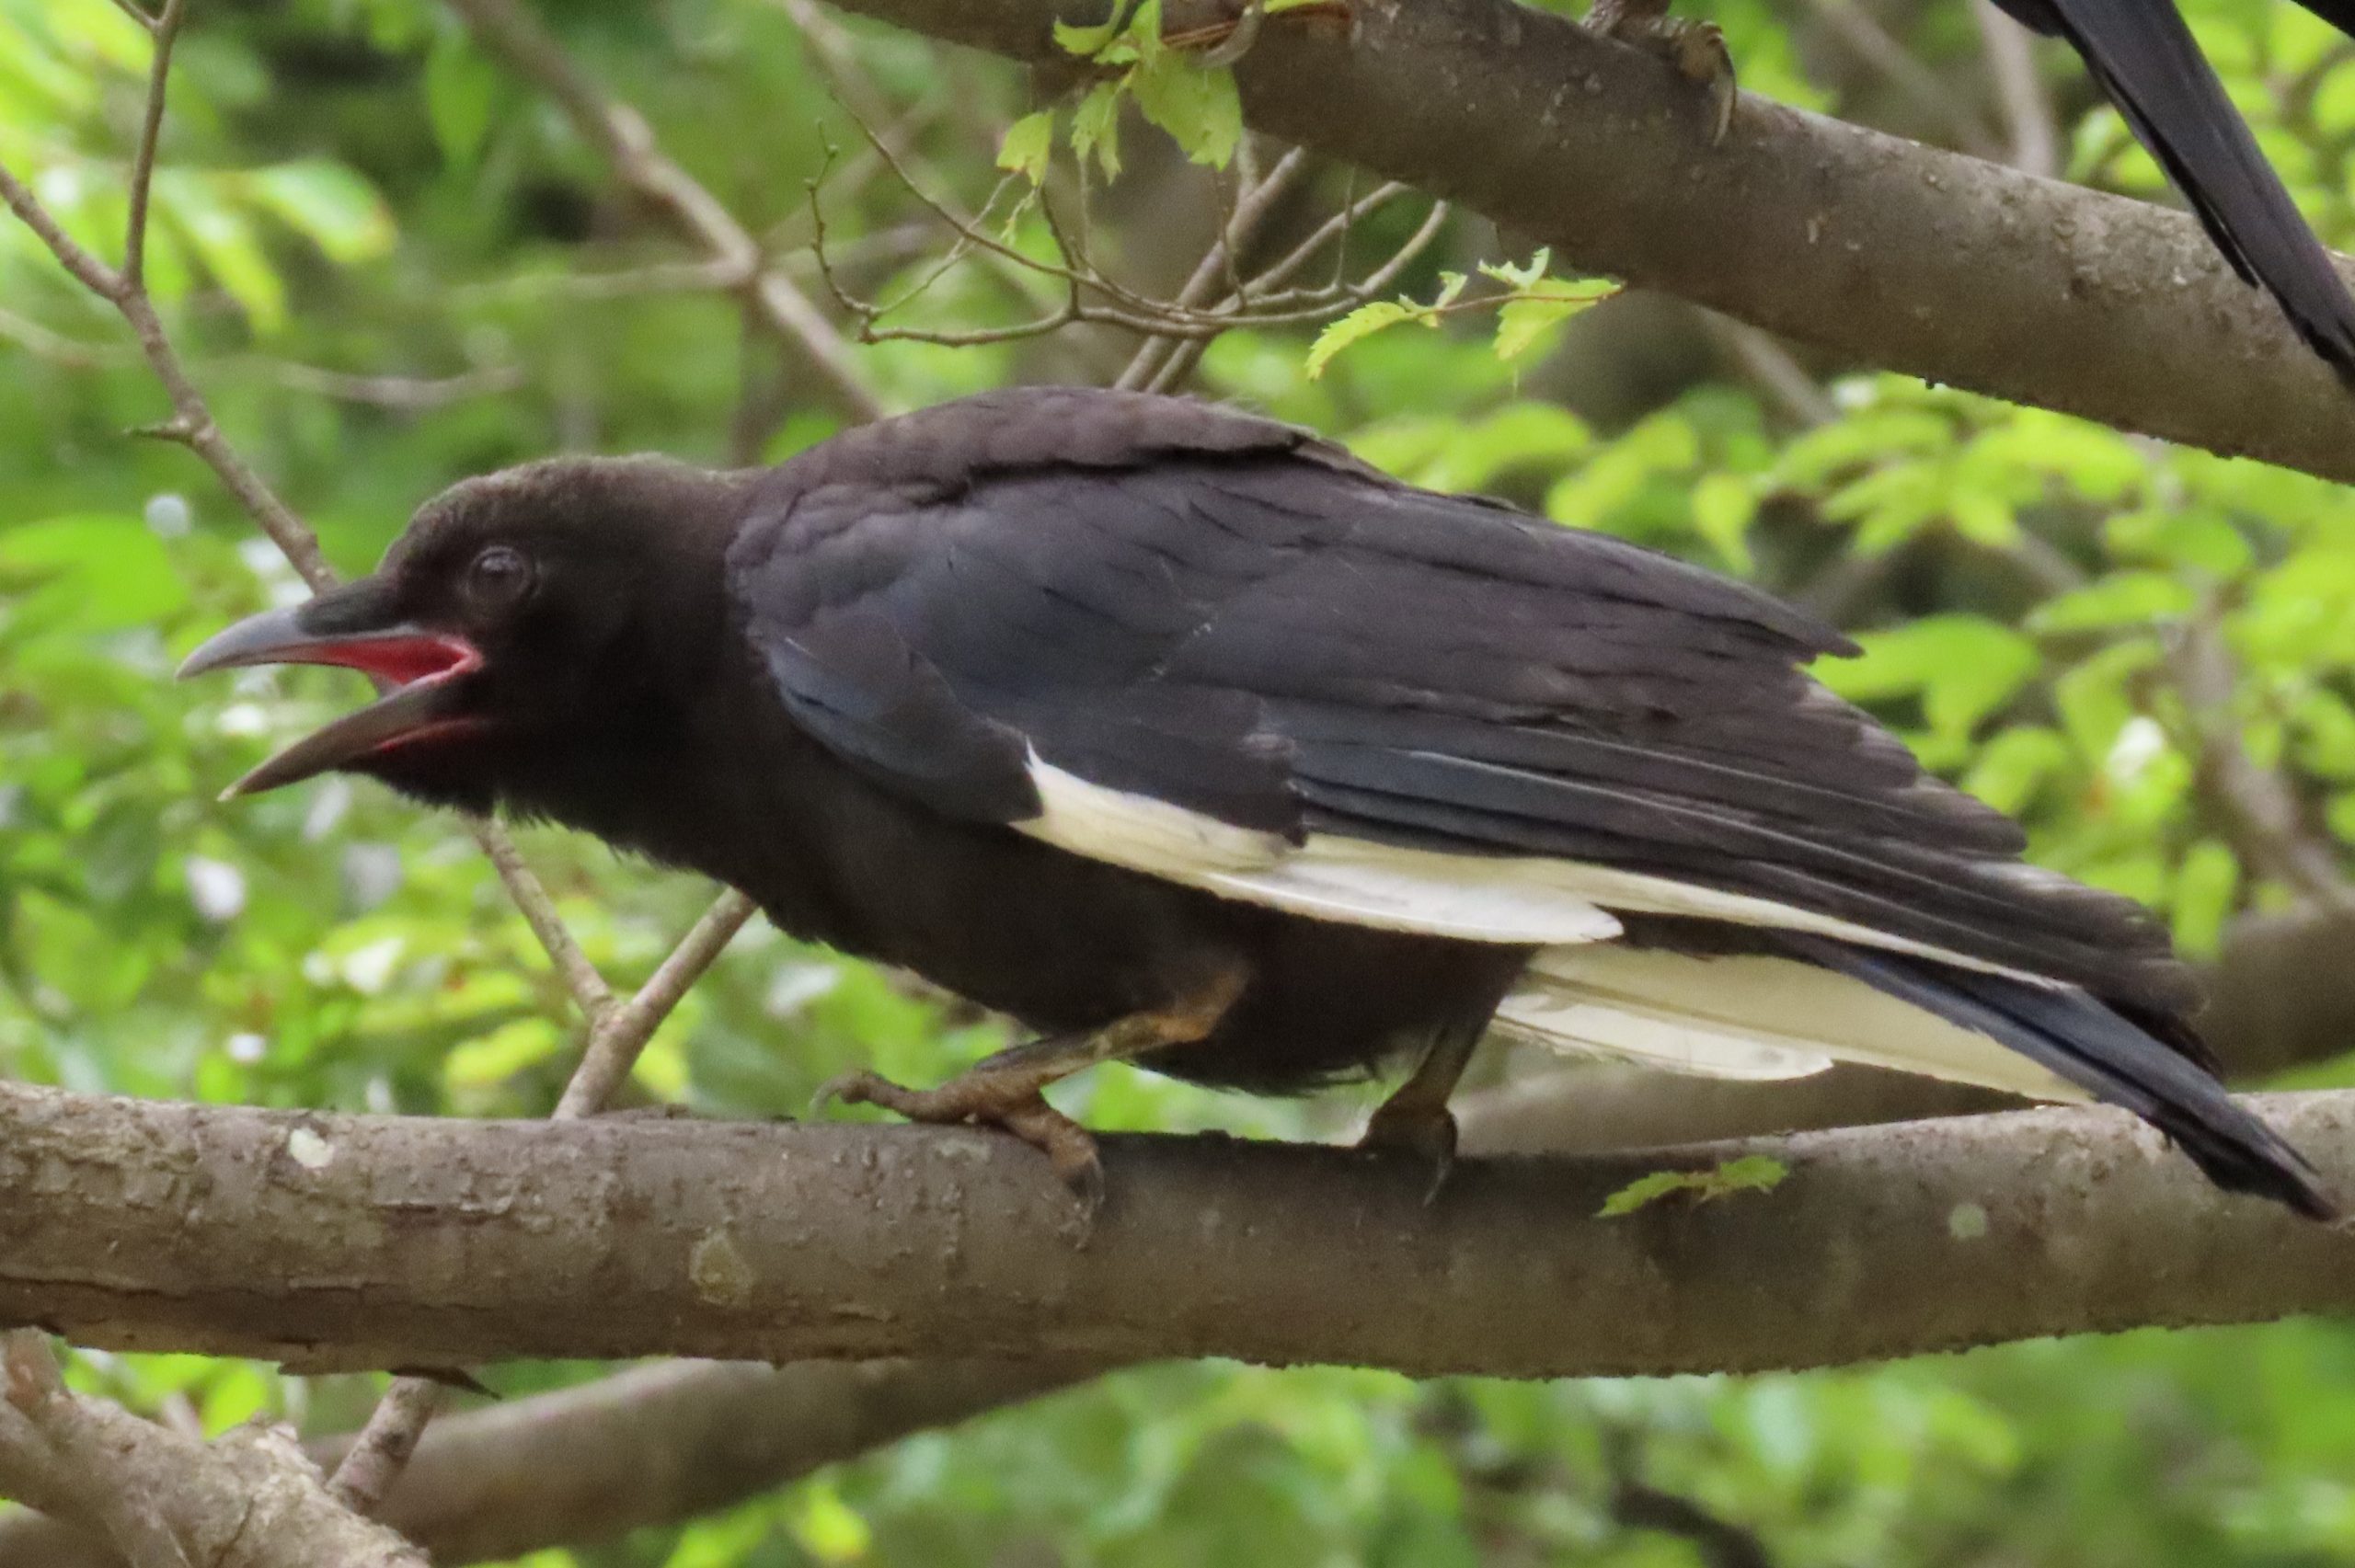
[1358,1101,1458,1205]
[1583,0,1736,143]
[816,1067,1106,1218]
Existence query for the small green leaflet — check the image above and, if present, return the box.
[1072,82,1125,179]
[997,110,1056,184]
[1304,272,1468,378]
[1493,293,1591,363]
[1597,1155,1789,1217]
[1306,249,1613,379]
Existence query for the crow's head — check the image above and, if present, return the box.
[180,455,747,812]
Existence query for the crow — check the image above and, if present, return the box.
[181,387,2329,1216]
[1982,0,2355,381]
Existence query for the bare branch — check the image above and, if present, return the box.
[0,1332,423,1568]
[120,0,186,291]
[0,167,121,301]
[469,826,617,1024]
[1116,145,1311,389]
[325,1379,442,1516]
[555,890,758,1119]
[0,1359,1093,1568]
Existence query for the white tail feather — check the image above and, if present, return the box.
[1497,944,2087,1100]
[1021,758,2056,974]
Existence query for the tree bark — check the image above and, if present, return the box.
[813,0,2355,482]
[4,1082,2352,1380]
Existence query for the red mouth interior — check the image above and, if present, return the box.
[295,635,479,686]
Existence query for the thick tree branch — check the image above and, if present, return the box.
[0,1333,422,1568]
[814,0,2355,481]
[4,1081,2351,1379]
[0,1358,1095,1568]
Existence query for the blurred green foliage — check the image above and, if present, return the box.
[7,0,2355,1562]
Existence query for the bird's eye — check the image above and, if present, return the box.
[465,545,534,614]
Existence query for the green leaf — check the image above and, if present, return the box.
[1493,293,1591,364]
[2102,508,2255,577]
[1476,247,1552,290]
[158,172,287,330]
[1819,615,2040,740]
[1960,726,2071,815]
[996,109,1056,183]
[0,514,188,631]
[1689,471,1757,572]
[2027,570,2195,634]
[2169,838,2240,957]
[442,1018,563,1089]
[424,32,500,167]
[247,161,396,264]
[1305,301,1414,379]
[1054,9,1127,56]
[1130,51,1242,167]
[1071,81,1125,179]
[1599,1155,1789,1217]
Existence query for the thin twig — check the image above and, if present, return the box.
[1804,0,2002,159]
[121,0,185,290]
[556,890,758,1120]
[1701,314,1838,427]
[444,0,885,422]
[0,166,121,299]
[326,1379,443,1515]
[1117,146,1312,391]
[471,826,616,1024]
[0,306,526,407]
[1973,0,2059,177]
[2170,613,2355,914]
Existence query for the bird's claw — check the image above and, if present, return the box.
[1358,1102,1459,1206]
[812,1066,1107,1230]
[811,1068,887,1116]
[1584,0,1737,144]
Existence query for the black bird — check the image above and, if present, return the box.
[181,387,2329,1215]
[1984,0,2355,380]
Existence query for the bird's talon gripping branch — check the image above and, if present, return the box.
[1357,1028,1476,1202]
[1584,0,1738,143]
[815,1062,1109,1215]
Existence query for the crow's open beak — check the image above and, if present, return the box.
[178,577,484,798]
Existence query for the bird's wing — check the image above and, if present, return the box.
[727,390,2190,1014]
[729,391,2332,1219]
[1989,0,2355,378]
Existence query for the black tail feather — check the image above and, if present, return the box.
[1995,0,2355,383]
[1782,934,2336,1219]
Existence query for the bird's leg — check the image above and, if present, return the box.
[817,963,1248,1213]
[1358,1025,1482,1196]
[1583,0,1737,143]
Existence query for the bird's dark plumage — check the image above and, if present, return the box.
[181,387,2330,1217]
[1991,0,2355,381]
